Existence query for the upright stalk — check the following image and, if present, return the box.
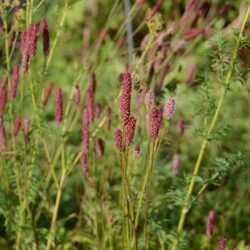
[171,5,250,250]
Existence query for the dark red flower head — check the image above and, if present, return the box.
[115,128,123,152]
[149,107,162,140]
[43,83,54,106]
[55,88,63,123]
[126,116,137,146]
[10,65,20,100]
[41,17,50,57]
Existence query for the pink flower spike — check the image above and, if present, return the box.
[218,236,227,250]
[144,90,155,108]
[74,84,81,106]
[149,107,162,140]
[163,97,176,120]
[115,128,123,152]
[55,88,63,123]
[41,17,50,57]
[82,108,90,155]
[120,72,132,126]
[28,23,39,58]
[206,210,216,237]
[81,153,91,182]
[125,116,137,146]
[95,103,101,120]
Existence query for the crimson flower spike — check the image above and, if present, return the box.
[115,128,123,152]
[82,108,90,155]
[96,138,105,157]
[206,210,216,237]
[119,72,132,126]
[28,23,39,58]
[41,17,50,57]
[125,116,137,146]
[149,107,162,140]
[55,88,63,123]
[218,237,227,250]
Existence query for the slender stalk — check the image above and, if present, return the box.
[171,5,250,250]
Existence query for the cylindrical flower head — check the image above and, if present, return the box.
[206,210,216,237]
[120,72,132,126]
[74,84,81,106]
[28,23,39,58]
[55,88,63,123]
[149,107,162,140]
[0,77,8,117]
[20,31,30,72]
[125,116,137,146]
[220,3,230,17]
[43,83,54,106]
[144,90,155,108]
[87,88,94,122]
[115,128,123,152]
[13,115,22,137]
[82,108,90,155]
[134,144,140,154]
[41,17,50,57]
[178,119,186,135]
[0,119,6,152]
[172,154,181,175]
[218,237,227,250]
[10,65,20,100]
[163,97,176,120]
[105,106,111,131]
[96,138,105,157]
[23,118,30,138]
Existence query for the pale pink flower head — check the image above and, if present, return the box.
[115,128,123,152]
[163,97,176,120]
[125,116,137,146]
[144,90,155,108]
[206,210,216,237]
[218,236,227,250]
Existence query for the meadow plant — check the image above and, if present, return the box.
[0,1,249,250]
